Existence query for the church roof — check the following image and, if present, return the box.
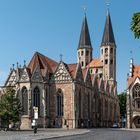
[88,58,103,68]
[128,65,140,87]
[67,63,77,79]
[78,15,92,49]
[28,52,58,77]
[82,68,87,80]
[101,12,116,46]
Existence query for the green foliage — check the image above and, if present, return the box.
[118,92,126,117]
[131,12,140,39]
[0,87,22,126]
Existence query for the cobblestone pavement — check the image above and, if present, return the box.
[0,129,89,140]
[46,128,140,140]
[1,128,140,140]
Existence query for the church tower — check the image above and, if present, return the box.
[100,11,116,82]
[77,15,92,69]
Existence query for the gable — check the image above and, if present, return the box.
[105,81,109,92]
[5,70,17,86]
[75,64,84,83]
[85,69,92,87]
[99,79,104,91]
[92,75,99,91]
[19,68,30,82]
[50,62,72,83]
[31,65,43,82]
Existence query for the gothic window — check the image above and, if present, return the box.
[79,90,81,118]
[33,87,40,114]
[86,50,89,56]
[88,93,90,118]
[105,100,108,119]
[110,48,113,53]
[56,89,63,117]
[105,59,108,64]
[21,86,28,115]
[132,83,140,99]
[105,48,108,54]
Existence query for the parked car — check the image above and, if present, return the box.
[112,123,119,128]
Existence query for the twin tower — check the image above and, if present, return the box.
[77,11,116,82]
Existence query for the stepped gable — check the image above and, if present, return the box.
[128,65,140,87]
[28,52,58,77]
[88,58,103,68]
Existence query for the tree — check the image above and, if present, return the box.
[0,87,22,128]
[118,92,126,118]
[131,12,140,39]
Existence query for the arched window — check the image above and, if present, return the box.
[21,87,28,115]
[56,89,63,117]
[88,93,90,118]
[33,87,40,114]
[105,48,108,54]
[132,83,140,98]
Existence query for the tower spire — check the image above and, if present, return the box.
[77,14,93,69]
[101,8,115,46]
[78,15,92,49]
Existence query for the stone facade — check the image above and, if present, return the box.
[1,11,119,129]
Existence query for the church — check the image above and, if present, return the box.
[127,59,140,128]
[2,10,119,129]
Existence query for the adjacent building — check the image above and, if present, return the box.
[1,11,119,129]
[127,58,140,128]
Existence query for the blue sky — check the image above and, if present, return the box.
[0,0,139,93]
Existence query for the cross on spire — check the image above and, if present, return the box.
[60,54,63,61]
[130,50,133,58]
[81,5,87,15]
[106,0,110,14]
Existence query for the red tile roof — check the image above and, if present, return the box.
[128,65,140,87]
[67,63,77,79]
[82,68,87,80]
[28,52,58,77]
[88,58,103,68]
